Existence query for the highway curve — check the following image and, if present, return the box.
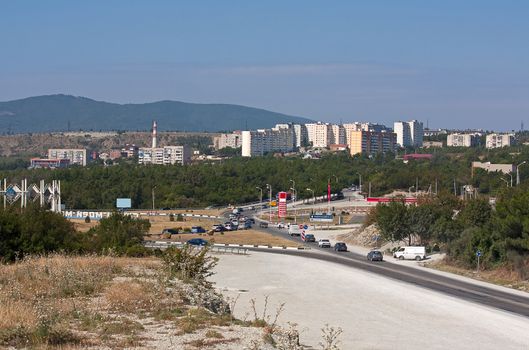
[250,221,529,318]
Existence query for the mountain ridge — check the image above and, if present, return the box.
[0,94,313,133]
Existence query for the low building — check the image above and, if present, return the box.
[121,144,139,158]
[47,148,87,166]
[447,134,479,147]
[138,145,191,165]
[329,144,348,152]
[349,130,396,156]
[403,153,433,161]
[109,150,123,160]
[486,133,515,149]
[423,141,443,148]
[30,158,70,169]
[472,161,515,175]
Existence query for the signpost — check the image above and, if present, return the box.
[116,198,132,210]
[476,250,482,273]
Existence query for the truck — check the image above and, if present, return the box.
[393,246,426,261]
[288,225,304,236]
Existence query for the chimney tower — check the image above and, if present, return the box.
[152,120,158,148]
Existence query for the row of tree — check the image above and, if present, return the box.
[0,206,149,262]
[372,185,529,273]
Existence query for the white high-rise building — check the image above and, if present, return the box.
[305,122,333,148]
[138,145,191,165]
[293,124,308,148]
[394,120,423,147]
[331,124,346,145]
[485,133,515,149]
[214,132,242,149]
[241,127,295,157]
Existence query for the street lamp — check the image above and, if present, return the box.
[256,187,263,208]
[408,186,414,197]
[290,187,297,223]
[151,185,157,210]
[500,177,510,188]
[266,184,272,222]
[289,179,296,202]
[306,188,315,205]
[506,173,513,187]
[356,172,362,192]
[517,161,527,186]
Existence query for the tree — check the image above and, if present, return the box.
[375,201,412,244]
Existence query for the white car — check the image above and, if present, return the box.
[318,239,331,248]
[277,223,285,229]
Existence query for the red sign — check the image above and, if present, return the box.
[278,191,287,218]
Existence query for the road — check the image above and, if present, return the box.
[238,209,529,318]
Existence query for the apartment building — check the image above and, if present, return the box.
[447,133,479,147]
[293,124,308,148]
[305,122,333,148]
[394,120,423,147]
[138,145,191,165]
[485,133,515,149]
[349,130,397,156]
[214,132,242,150]
[47,148,87,166]
[331,124,346,145]
[241,127,295,157]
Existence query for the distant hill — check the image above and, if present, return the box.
[0,94,312,133]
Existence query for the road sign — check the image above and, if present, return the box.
[303,224,308,230]
[476,250,482,257]
[310,214,333,222]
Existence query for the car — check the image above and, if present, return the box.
[318,239,331,248]
[302,233,316,242]
[277,223,285,229]
[243,221,252,230]
[367,250,384,261]
[249,218,256,224]
[186,238,209,246]
[334,242,348,252]
[162,228,179,235]
[191,226,206,233]
[224,223,233,231]
[212,225,225,232]
[259,222,268,228]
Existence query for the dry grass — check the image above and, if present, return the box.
[427,259,529,292]
[146,229,300,247]
[104,280,156,313]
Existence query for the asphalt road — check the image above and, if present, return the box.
[245,213,529,319]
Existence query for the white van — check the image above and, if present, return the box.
[288,224,304,236]
[393,246,426,261]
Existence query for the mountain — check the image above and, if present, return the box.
[0,94,313,133]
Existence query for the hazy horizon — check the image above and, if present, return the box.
[2,1,528,131]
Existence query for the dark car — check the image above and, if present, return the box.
[367,250,384,261]
[259,222,268,228]
[191,226,206,233]
[162,228,179,235]
[334,242,348,252]
[186,238,209,246]
[213,225,225,232]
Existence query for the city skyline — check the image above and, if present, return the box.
[2,1,528,131]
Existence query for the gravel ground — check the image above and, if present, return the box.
[212,252,529,350]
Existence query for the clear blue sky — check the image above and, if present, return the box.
[1,0,528,130]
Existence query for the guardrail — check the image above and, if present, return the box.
[144,241,310,252]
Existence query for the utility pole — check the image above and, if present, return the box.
[368,182,372,198]
[453,179,457,196]
[357,172,362,192]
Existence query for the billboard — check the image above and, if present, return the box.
[278,191,287,218]
[116,198,132,209]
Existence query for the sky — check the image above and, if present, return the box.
[1,0,528,130]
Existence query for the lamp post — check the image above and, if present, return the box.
[500,177,509,187]
[408,186,414,197]
[306,188,315,205]
[151,185,157,211]
[516,161,527,186]
[356,172,362,192]
[290,187,297,223]
[256,187,263,208]
[266,184,272,222]
[289,179,296,202]
[507,172,513,187]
